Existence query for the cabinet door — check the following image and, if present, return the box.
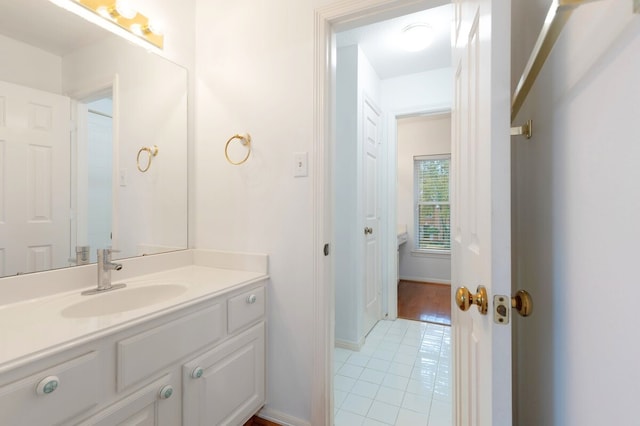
[76,375,179,426]
[183,322,265,426]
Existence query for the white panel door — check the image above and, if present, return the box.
[362,97,381,336]
[0,81,70,276]
[451,0,512,425]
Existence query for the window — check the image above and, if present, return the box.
[414,155,451,252]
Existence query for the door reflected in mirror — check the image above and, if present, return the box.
[0,0,188,277]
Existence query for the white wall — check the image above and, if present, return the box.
[512,2,640,425]
[194,1,317,421]
[334,45,381,348]
[380,68,452,113]
[193,2,450,423]
[0,34,62,94]
[396,114,451,283]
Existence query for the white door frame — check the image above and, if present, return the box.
[311,0,450,424]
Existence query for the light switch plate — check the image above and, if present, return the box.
[119,169,128,186]
[293,152,308,177]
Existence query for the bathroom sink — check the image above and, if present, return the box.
[61,284,188,318]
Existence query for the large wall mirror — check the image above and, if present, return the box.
[0,0,188,277]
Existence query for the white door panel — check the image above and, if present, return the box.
[363,97,381,336]
[0,81,70,276]
[452,0,512,425]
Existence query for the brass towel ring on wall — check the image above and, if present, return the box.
[224,133,252,165]
[137,145,159,172]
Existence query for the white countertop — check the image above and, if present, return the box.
[0,250,268,374]
[397,224,408,246]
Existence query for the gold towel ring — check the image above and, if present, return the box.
[137,145,159,172]
[224,133,251,165]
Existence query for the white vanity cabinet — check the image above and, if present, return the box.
[183,285,266,425]
[77,374,179,426]
[0,279,267,426]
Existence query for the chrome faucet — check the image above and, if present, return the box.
[82,248,126,295]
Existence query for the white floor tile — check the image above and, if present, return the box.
[334,389,348,408]
[360,368,386,385]
[401,392,431,414]
[348,353,372,367]
[334,375,357,392]
[352,380,380,399]
[378,341,401,352]
[428,400,452,426]
[363,418,392,426]
[393,353,417,366]
[395,408,430,426]
[367,358,391,372]
[371,349,396,362]
[382,374,409,391]
[342,393,374,416]
[406,378,435,396]
[387,362,413,378]
[335,347,353,363]
[367,401,400,425]
[397,344,419,356]
[339,363,364,379]
[335,409,365,426]
[335,319,451,426]
[375,386,405,407]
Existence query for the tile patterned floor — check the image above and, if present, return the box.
[334,319,451,426]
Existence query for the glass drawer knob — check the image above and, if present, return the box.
[246,294,257,304]
[159,384,174,399]
[36,376,60,396]
[191,366,204,379]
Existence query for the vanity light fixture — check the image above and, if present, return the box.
[399,23,434,52]
[48,0,164,50]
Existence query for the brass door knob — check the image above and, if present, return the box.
[512,290,533,317]
[455,285,488,315]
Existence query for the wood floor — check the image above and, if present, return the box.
[397,280,451,326]
[244,416,281,426]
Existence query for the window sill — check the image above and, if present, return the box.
[410,250,451,259]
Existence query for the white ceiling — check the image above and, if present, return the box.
[0,0,109,56]
[336,3,453,80]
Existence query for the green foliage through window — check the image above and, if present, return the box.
[415,156,450,251]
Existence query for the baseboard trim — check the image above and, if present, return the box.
[335,337,364,351]
[257,407,311,426]
[399,276,451,285]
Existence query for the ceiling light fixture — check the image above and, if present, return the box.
[399,23,434,52]
[49,0,164,50]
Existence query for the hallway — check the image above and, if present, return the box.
[334,319,451,425]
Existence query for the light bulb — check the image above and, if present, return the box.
[400,23,434,52]
[130,23,144,36]
[114,0,137,19]
[147,20,164,36]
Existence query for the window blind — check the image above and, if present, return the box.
[415,156,451,251]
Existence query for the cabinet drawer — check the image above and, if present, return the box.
[0,352,101,425]
[117,303,224,391]
[228,286,265,334]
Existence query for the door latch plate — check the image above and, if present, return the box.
[494,295,510,325]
